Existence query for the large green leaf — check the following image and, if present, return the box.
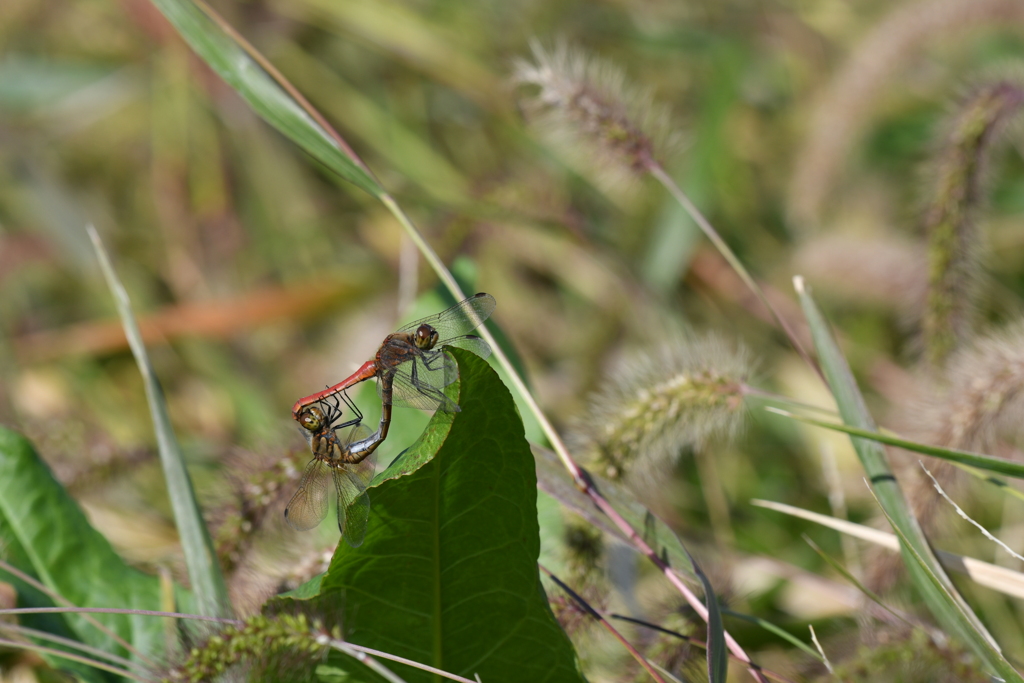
[0,427,166,671]
[147,0,382,198]
[282,349,584,683]
[795,277,1022,681]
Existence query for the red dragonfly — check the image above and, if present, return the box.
[292,293,496,419]
[286,391,384,547]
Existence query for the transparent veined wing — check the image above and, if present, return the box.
[394,293,496,341]
[284,458,330,531]
[381,355,461,412]
[334,448,377,547]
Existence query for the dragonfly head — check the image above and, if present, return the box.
[299,406,326,433]
[413,324,439,350]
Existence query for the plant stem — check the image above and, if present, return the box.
[335,640,480,683]
[645,162,823,385]
[0,636,151,682]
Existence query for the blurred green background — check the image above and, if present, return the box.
[4,0,1024,679]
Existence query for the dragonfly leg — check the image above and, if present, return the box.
[321,390,362,430]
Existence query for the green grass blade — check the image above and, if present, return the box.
[802,535,913,627]
[720,610,822,662]
[769,408,1024,478]
[872,490,1022,682]
[686,551,727,683]
[88,226,231,619]
[146,0,382,198]
[794,276,1019,679]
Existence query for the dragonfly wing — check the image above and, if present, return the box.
[394,293,496,341]
[335,451,376,548]
[444,334,491,360]
[384,359,461,412]
[285,458,330,531]
[340,490,370,548]
[339,422,373,444]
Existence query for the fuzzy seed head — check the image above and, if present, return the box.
[164,614,327,682]
[513,40,677,191]
[915,322,1024,452]
[571,336,750,479]
[923,78,1024,364]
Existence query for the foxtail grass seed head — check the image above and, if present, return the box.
[164,614,331,682]
[915,322,1024,452]
[922,77,1024,365]
[513,41,677,191]
[571,336,750,479]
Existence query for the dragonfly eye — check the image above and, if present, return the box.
[300,407,325,432]
[414,325,439,350]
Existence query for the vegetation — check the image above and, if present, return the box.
[3,0,1024,680]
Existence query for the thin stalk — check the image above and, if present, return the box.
[0,623,139,672]
[328,641,410,683]
[0,558,156,668]
[645,162,822,384]
[336,641,480,683]
[540,564,668,683]
[0,636,151,682]
[0,606,238,624]
[741,386,838,417]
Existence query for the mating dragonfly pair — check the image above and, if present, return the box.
[285,293,496,547]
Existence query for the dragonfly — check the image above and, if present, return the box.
[285,391,385,547]
[292,293,496,420]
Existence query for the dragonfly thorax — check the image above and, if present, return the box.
[413,324,439,350]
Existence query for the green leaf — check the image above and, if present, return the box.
[146,0,382,197]
[89,226,230,619]
[0,427,166,668]
[794,277,1022,681]
[770,409,1024,478]
[283,349,585,682]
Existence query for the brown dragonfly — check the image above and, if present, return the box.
[292,293,496,419]
[285,391,383,547]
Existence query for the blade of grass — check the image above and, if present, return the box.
[146,0,382,198]
[767,408,1024,478]
[801,535,913,628]
[794,275,1016,677]
[869,487,1021,681]
[687,551,727,683]
[753,498,1024,601]
[88,225,230,619]
[718,610,822,662]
